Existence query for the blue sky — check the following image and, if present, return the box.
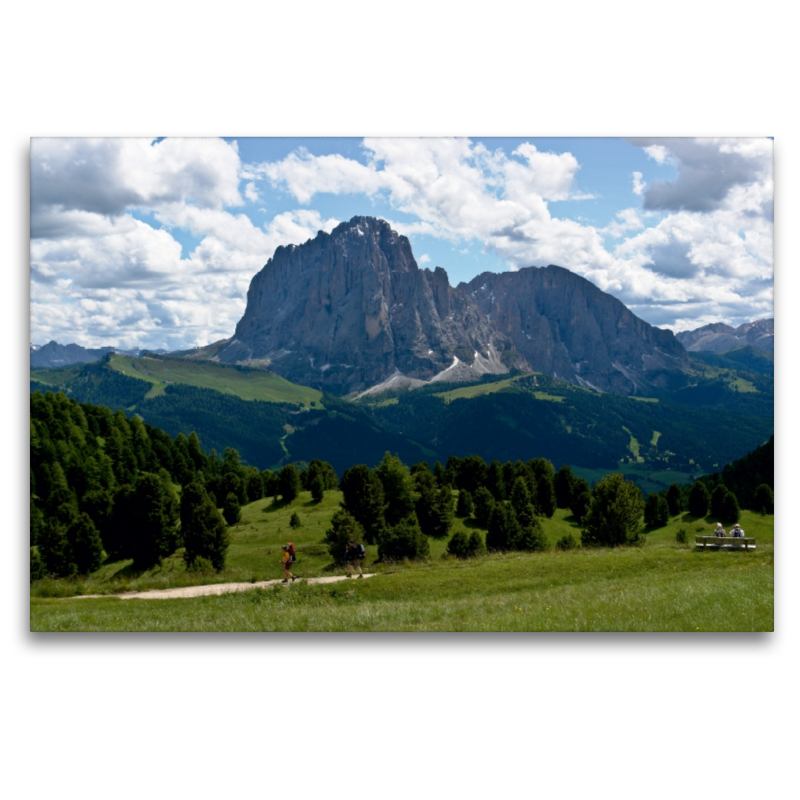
[30,136,773,351]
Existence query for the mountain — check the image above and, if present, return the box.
[209,216,519,394]
[30,341,116,368]
[206,215,691,397]
[675,319,774,352]
[463,266,690,394]
[30,341,170,368]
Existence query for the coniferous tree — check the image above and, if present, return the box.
[447,530,470,559]
[324,509,364,563]
[66,512,104,574]
[310,475,325,503]
[510,477,531,519]
[473,486,496,528]
[289,511,302,529]
[180,482,229,571]
[486,461,506,501]
[644,493,670,528]
[535,473,557,518]
[375,452,417,527]
[466,530,486,557]
[710,483,729,519]
[570,478,592,524]
[278,464,301,503]
[38,518,75,577]
[486,502,521,552]
[30,498,44,546]
[223,492,241,526]
[719,490,740,524]
[340,464,386,544]
[666,483,684,517]
[514,516,548,552]
[582,473,645,547]
[456,489,474,518]
[753,483,774,514]
[688,481,711,518]
[30,547,47,582]
[378,515,430,562]
[553,465,576,509]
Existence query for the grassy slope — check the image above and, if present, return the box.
[30,492,773,632]
[107,355,323,407]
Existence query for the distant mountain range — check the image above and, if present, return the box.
[30,341,168,369]
[676,319,774,352]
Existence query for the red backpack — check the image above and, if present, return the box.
[287,542,296,563]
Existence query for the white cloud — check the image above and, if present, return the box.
[418,254,431,264]
[632,171,645,196]
[643,144,670,164]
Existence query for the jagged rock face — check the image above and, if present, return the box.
[219,217,514,394]
[462,266,691,394]
[676,318,774,352]
[30,341,115,368]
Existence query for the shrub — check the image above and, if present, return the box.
[378,515,430,562]
[289,512,302,529]
[676,528,688,545]
[187,556,215,573]
[446,530,470,559]
[555,532,580,551]
[466,530,485,557]
[514,519,548,552]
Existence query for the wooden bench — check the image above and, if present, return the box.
[695,535,756,551]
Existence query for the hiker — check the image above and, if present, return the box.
[731,523,745,538]
[280,544,297,583]
[345,539,365,579]
[714,522,726,537]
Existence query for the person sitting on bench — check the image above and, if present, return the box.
[730,523,745,538]
[714,522,726,537]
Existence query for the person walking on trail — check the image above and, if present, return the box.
[280,544,297,583]
[345,539,365,579]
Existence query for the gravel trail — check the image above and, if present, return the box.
[77,574,376,601]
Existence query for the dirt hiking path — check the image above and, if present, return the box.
[78,574,376,601]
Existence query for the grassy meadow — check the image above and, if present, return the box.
[30,490,774,632]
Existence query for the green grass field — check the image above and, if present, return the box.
[107,355,323,407]
[30,491,773,632]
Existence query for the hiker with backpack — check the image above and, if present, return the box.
[345,539,366,578]
[280,542,297,583]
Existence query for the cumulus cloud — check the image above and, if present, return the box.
[627,137,773,214]
[632,171,645,196]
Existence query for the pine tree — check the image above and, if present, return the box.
[666,483,684,516]
[310,475,325,503]
[447,530,470,559]
[719,490,740,524]
[688,481,711,518]
[753,483,774,514]
[378,515,430,562]
[486,502,520,552]
[486,461,506,501]
[223,492,241,526]
[324,509,365,563]
[289,511,302,529]
[710,484,728,519]
[456,489,474,518]
[38,518,75,577]
[340,464,386,544]
[180,482,230,571]
[67,512,104,574]
[375,452,417,526]
[466,530,486,557]
[278,464,301,503]
[473,486,495,528]
[582,473,645,547]
[30,547,47,582]
[535,473,557,518]
[644,493,669,528]
[514,517,548,552]
[553,465,576,509]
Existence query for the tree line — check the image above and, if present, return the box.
[29,391,336,580]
